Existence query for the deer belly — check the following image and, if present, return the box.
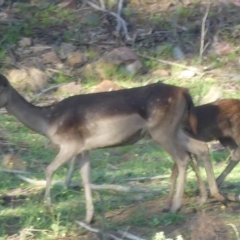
[84,114,146,149]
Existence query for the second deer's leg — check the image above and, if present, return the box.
[177,130,226,204]
[217,139,240,187]
[190,155,208,203]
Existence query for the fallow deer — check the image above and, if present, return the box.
[0,74,224,223]
[169,99,240,204]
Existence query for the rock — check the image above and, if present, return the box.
[103,47,139,65]
[92,80,123,93]
[212,41,233,55]
[57,82,82,96]
[41,51,60,64]
[66,51,87,67]
[178,69,196,79]
[173,46,185,60]
[57,0,77,9]
[59,42,77,60]
[8,68,48,91]
[2,154,26,171]
[200,86,222,105]
[102,47,147,75]
[152,69,170,77]
[18,37,32,48]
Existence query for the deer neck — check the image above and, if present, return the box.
[5,87,50,136]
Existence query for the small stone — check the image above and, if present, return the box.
[152,69,170,77]
[57,82,82,95]
[18,37,32,47]
[41,51,60,64]
[66,51,87,66]
[59,42,77,60]
[212,41,233,55]
[173,46,185,60]
[125,60,146,75]
[92,80,123,93]
[178,70,195,79]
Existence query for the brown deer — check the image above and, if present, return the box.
[168,99,240,204]
[0,74,224,223]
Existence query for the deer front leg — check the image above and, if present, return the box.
[78,151,94,224]
[44,146,77,208]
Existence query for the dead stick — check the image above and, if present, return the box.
[199,2,210,63]
[76,221,122,240]
[31,83,67,102]
[122,174,170,181]
[118,230,146,240]
[138,53,201,73]
[1,169,31,174]
[16,175,163,193]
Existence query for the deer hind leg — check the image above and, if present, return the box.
[163,163,178,211]
[217,139,240,187]
[44,145,79,208]
[150,130,189,212]
[177,130,226,204]
[76,151,94,224]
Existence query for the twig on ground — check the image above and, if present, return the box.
[76,221,122,240]
[16,175,163,193]
[31,83,67,102]
[138,53,204,75]
[86,0,131,41]
[199,1,210,63]
[118,230,146,240]
[1,169,31,174]
[122,174,170,181]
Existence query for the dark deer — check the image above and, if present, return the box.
[169,99,240,203]
[0,74,224,223]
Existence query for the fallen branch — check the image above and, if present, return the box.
[122,174,170,181]
[138,53,204,75]
[199,1,210,63]
[31,83,67,102]
[86,0,131,41]
[16,175,163,193]
[76,221,122,240]
[118,230,146,240]
[1,169,31,174]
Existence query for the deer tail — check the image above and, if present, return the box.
[183,90,197,134]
